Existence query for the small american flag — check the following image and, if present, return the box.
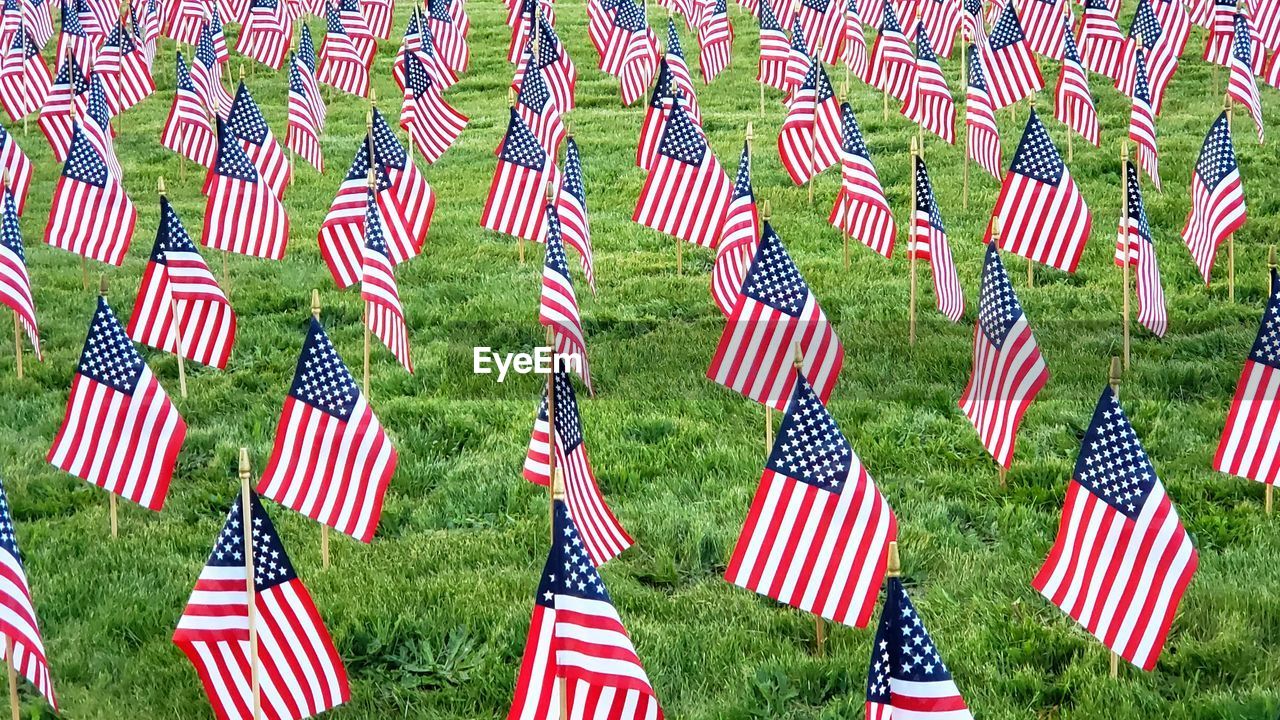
[393,6,423,88]
[758,0,791,89]
[1115,161,1167,337]
[1203,0,1234,63]
[588,0,618,58]
[482,107,558,243]
[1128,48,1161,189]
[165,0,205,45]
[128,196,237,369]
[965,44,1002,178]
[1116,0,1177,113]
[237,0,292,69]
[513,50,565,157]
[0,29,49,122]
[556,137,595,294]
[982,2,1043,108]
[0,119,30,216]
[1267,47,1280,92]
[987,108,1093,272]
[1181,111,1245,285]
[1152,0,1191,54]
[1077,0,1125,78]
[1056,17,1100,147]
[664,19,704,123]
[44,123,136,266]
[173,492,350,720]
[1215,268,1280,485]
[371,109,434,254]
[1034,387,1198,670]
[226,81,290,198]
[798,0,842,60]
[192,18,233,118]
[919,0,959,56]
[258,316,397,542]
[319,141,421,288]
[118,20,156,110]
[82,73,123,181]
[726,372,896,628]
[869,0,915,100]
[57,0,94,73]
[633,100,730,248]
[541,204,592,392]
[1017,0,1066,59]
[712,141,757,317]
[697,0,732,82]
[512,17,576,111]
[0,476,56,712]
[784,17,811,89]
[637,61,694,170]
[318,3,371,97]
[707,222,844,411]
[400,48,467,164]
[202,119,289,259]
[1227,12,1264,143]
[603,0,658,105]
[161,51,218,168]
[37,54,85,161]
[416,18,461,91]
[286,54,323,172]
[958,243,1048,468]
[0,187,38,360]
[337,0,374,57]
[842,0,869,80]
[778,56,842,185]
[297,24,328,128]
[428,0,469,73]
[865,577,972,720]
[362,0,392,37]
[961,0,986,47]
[911,155,963,322]
[903,25,956,143]
[48,296,186,510]
[828,101,896,258]
[362,187,413,373]
[21,0,52,46]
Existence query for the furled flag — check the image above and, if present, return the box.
[363,0,392,37]
[1227,12,1264,143]
[192,19,234,118]
[919,0,959,56]
[798,0,842,59]
[1203,0,1234,63]
[1116,0,1177,113]
[962,0,986,46]
[512,50,565,156]
[663,19,703,123]
[506,0,542,64]
[610,0,659,105]
[0,187,37,360]
[843,0,869,80]
[258,316,397,542]
[511,16,576,110]
[697,0,732,82]
[337,0,375,61]
[958,243,1047,468]
[482,107,558,243]
[1128,48,1161,189]
[1056,18,1100,147]
[1116,160,1167,337]
[637,62,697,169]
[225,82,290,198]
[829,102,896,258]
[286,54,323,171]
[1077,0,1125,78]
[633,101,731,249]
[985,109,1092,272]
[1017,0,1065,59]
[161,51,218,168]
[296,24,327,129]
[712,142,757,317]
[1181,112,1245,285]
[362,185,413,373]
[1153,0,1192,53]
[82,74,122,181]
[784,16,811,90]
[47,296,185,510]
[202,120,289,260]
[726,371,896,628]
[556,136,595,293]
[165,0,206,45]
[912,154,963,322]
[1215,268,1280,485]
[779,56,842,185]
[21,0,52,47]
[237,0,292,69]
[173,492,350,719]
[758,0,791,89]
[1034,387,1198,670]
[0,476,56,712]
[865,574,972,720]
[869,0,915,100]
[400,48,466,163]
[56,0,93,74]
[708,222,844,410]
[965,43,1002,178]
[372,109,433,254]
[983,3,1043,107]
[0,29,49,122]
[541,204,592,391]
[318,2,371,97]
[128,195,237,369]
[903,25,956,143]
[428,0,469,73]
[44,124,135,265]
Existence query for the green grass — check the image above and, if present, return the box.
[1,3,1280,718]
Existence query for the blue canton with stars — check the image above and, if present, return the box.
[978,243,1024,347]
[1247,269,1280,369]
[427,0,451,21]
[326,4,349,38]
[405,46,433,95]
[966,44,988,91]
[1133,47,1152,104]
[801,59,836,102]
[206,492,298,592]
[1128,0,1163,46]
[226,83,271,145]
[879,0,902,33]
[657,102,706,166]
[535,500,610,608]
[299,24,317,71]
[989,4,1026,51]
[77,297,145,393]
[791,17,809,53]
[760,0,782,32]
[63,124,110,187]
[288,55,309,97]
[1010,110,1065,185]
[804,0,829,12]
[87,74,111,129]
[1074,387,1157,519]
[649,60,677,109]
[0,476,26,568]
[742,222,810,317]
[536,18,561,68]
[1062,17,1083,64]
[372,109,409,170]
[963,0,981,17]
[915,24,939,61]
[61,0,87,37]
[915,156,944,234]
[150,197,200,263]
[0,189,23,263]
[363,188,392,259]
[1232,13,1253,66]
[732,141,753,201]
[613,0,646,34]
[839,101,870,159]
[543,205,572,279]
[1195,112,1237,189]
[563,138,586,203]
[666,18,684,59]
[499,107,547,170]
[866,578,957,703]
[214,119,261,182]
[1124,163,1152,245]
[768,375,852,491]
[288,318,362,420]
[537,370,585,455]
[518,57,551,113]
[197,21,218,68]
[175,50,196,91]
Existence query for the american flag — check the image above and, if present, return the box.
[1189,0,1211,26]
[44,124,136,266]
[698,0,733,83]
[448,0,470,35]
[918,0,959,56]
[869,1,915,100]
[617,1,659,104]
[664,18,703,123]
[522,371,633,564]
[1227,12,1264,143]
[600,0,644,76]
[202,119,289,259]
[161,51,218,168]
[961,0,986,47]
[47,296,186,510]
[758,0,791,89]
[987,109,1092,272]
[513,49,565,156]
[505,0,542,63]
[556,137,595,293]
[319,142,420,288]
[0,477,56,712]
[56,0,94,77]
[912,155,963,322]
[958,243,1047,468]
[482,107,557,243]
[128,196,237,369]
[865,577,972,720]
[778,56,842,185]
[75,0,105,41]
[336,0,374,57]
[965,43,1002,178]
[362,0,392,37]
[1215,268,1280,485]
[634,62,689,169]
[1181,111,1245,285]
[417,19,462,91]
[1077,0,1125,78]
[828,102,896,258]
[1055,20,1099,147]
[1128,48,1161,189]
[237,0,292,69]
[1034,387,1198,671]
[1152,0,1191,55]
[82,73,123,181]
[215,0,246,25]
[207,7,231,63]
[712,141,757,317]
[541,204,592,391]
[784,17,810,89]
[842,0,868,80]
[0,29,49,122]
[726,372,896,628]
[372,110,432,256]
[362,187,413,373]
[982,3,1043,107]
[393,5,426,89]
[588,0,618,58]
[0,187,37,360]
[707,222,844,411]
[258,317,397,542]
[1115,161,1166,337]
[1116,0,1177,113]
[286,54,323,171]
[633,101,731,248]
[21,0,52,47]
[903,25,956,143]
[400,48,467,164]
[165,0,206,46]
[93,22,152,114]
[1203,0,1234,63]
[225,81,291,198]
[428,0,469,73]
[1017,0,1065,59]
[318,3,370,97]
[797,0,842,59]
[0,113,28,219]
[192,19,234,118]
[173,492,350,719]
[121,20,155,104]
[296,24,327,129]
[512,17,576,111]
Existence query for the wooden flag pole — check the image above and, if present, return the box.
[807,43,822,207]
[762,199,774,453]
[6,636,18,720]
[991,221,1008,489]
[11,306,20,381]
[552,467,569,720]
[363,168,376,397]
[1268,247,1276,515]
[100,274,121,538]
[1107,356,1122,678]
[909,136,919,346]
[961,32,971,211]
[1225,94,1235,302]
[158,177,189,399]
[309,289,331,569]
[240,448,263,720]
[1120,141,1132,372]
[791,341,826,654]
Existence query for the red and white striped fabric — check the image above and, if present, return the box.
[82,75,123,182]
[556,137,595,294]
[0,478,56,713]
[1034,387,1197,671]
[1077,0,1125,78]
[712,142,757,317]
[828,102,896,259]
[258,316,398,542]
[1202,0,1234,64]
[697,2,732,82]
[1016,0,1066,59]
[1251,0,1280,51]
[1215,268,1280,486]
[919,0,960,56]
[47,296,186,510]
[202,121,289,260]
[1128,48,1161,189]
[0,124,30,217]
[1115,161,1167,337]
[1267,49,1280,89]
[296,26,327,129]
[372,110,432,256]
[778,57,842,185]
[511,55,565,157]
[318,4,370,97]
[117,26,156,112]
[482,107,558,244]
[1181,111,1245,285]
[192,20,234,119]
[428,0,469,73]
[540,206,592,392]
[1152,0,1191,55]
[400,49,466,164]
[797,0,843,60]
[362,191,413,374]
[44,124,136,266]
[1056,22,1100,147]
[0,30,50,122]
[0,188,38,361]
[286,55,323,171]
[633,104,729,248]
[37,55,84,162]
[842,0,869,79]
[237,0,293,69]
[965,44,1002,179]
[363,0,392,37]
[222,83,290,198]
[162,51,218,168]
[173,493,350,720]
[903,26,956,143]
[982,2,1044,108]
[511,17,576,111]
[911,155,964,322]
[166,0,208,45]
[758,0,791,89]
[1226,13,1264,143]
[21,0,53,47]
[869,2,915,100]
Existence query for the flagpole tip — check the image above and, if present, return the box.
[745,121,753,141]
[1269,246,1276,271]
[98,273,108,297]
[238,447,250,480]
[1109,357,1122,391]
[552,469,566,499]
[157,176,166,196]
[887,541,900,577]
[792,341,803,370]
[546,178,556,204]
[310,289,321,318]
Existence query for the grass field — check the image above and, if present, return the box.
[2,2,1280,718]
